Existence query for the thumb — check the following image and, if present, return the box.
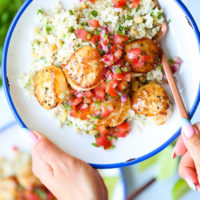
[182,122,200,182]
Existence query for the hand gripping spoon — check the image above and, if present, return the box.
[153,0,195,138]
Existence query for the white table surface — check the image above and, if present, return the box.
[0,0,200,199]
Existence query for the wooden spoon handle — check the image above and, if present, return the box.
[161,50,188,119]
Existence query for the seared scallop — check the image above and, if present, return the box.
[63,46,104,91]
[125,38,159,73]
[100,98,131,127]
[16,159,40,189]
[132,82,171,125]
[0,177,18,199]
[35,66,68,110]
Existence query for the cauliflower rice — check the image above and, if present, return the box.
[21,0,169,137]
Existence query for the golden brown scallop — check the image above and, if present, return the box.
[0,177,18,199]
[63,46,104,91]
[34,66,69,110]
[132,82,171,125]
[125,38,159,74]
[100,98,131,127]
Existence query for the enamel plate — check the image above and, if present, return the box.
[2,0,200,168]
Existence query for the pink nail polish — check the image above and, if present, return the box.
[181,118,195,138]
[21,128,38,146]
[185,178,196,191]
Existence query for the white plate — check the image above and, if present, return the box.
[2,0,200,168]
[0,122,127,199]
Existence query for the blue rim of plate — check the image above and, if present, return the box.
[0,121,127,199]
[2,0,200,169]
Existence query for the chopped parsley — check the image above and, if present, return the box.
[97,115,102,119]
[91,10,98,17]
[108,136,112,141]
[37,9,43,15]
[69,9,74,15]
[116,68,121,74]
[99,49,105,55]
[168,58,174,64]
[46,25,52,34]
[109,145,115,150]
[121,67,128,72]
[87,34,91,40]
[136,5,141,12]
[118,25,124,32]
[95,102,100,108]
[150,11,154,17]
[35,189,47,199]
[157,11,162,19]
[92,143,98,147]
[68,27,74,33]
[65,103,71,111]
[126,15,132,20]
[91,116,98,121]
[167,19,171,24]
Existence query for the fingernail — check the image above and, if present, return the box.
[185,178,196,191]
[21,128,38,146]
[172,149,177,159]
[196,185,200,192]
[181,118,195,138]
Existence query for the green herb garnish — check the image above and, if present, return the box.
[69,10,74,15]
[37,9,43,15]
[136,5,141,12]
[92,143,98,147]
[91,10,98,17]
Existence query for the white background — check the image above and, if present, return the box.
[0,0,200,199]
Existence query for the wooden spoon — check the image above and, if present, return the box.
[153,0,195,137]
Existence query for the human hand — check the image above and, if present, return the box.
[28,130,108,200]
[173,122,200,191]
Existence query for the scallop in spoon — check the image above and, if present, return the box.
[153,0,195,137]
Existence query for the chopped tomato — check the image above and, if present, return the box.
[101,105,112,118]
[132,0,140,8]
[89,0,95,3]
[103,54,115,66]
[70,105,77,118]
[113,72,131,81]
[107,80,119,97]
[97,125,109,135]
[80,110,89,120]
[75,29,91,41]
[27,193,40,200]
[132,59,144,68]
[114,122,130,137]
[112,0,126,8]
[112,73,125,80]
[113,34,129,45]
[110,45,118,54]
[90,35,100,45]
[88,20,100,28]
[71,97,82,106]
[78,103,89,111]
[96,135,112,149]
[127,48,141,60]
[47,192,56,200]
[123,72,131,81]
[82,91,93,99]
[118,81,127,90]
[114,49,123,61]
[140,55,152,62]
[93,84,106,100]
